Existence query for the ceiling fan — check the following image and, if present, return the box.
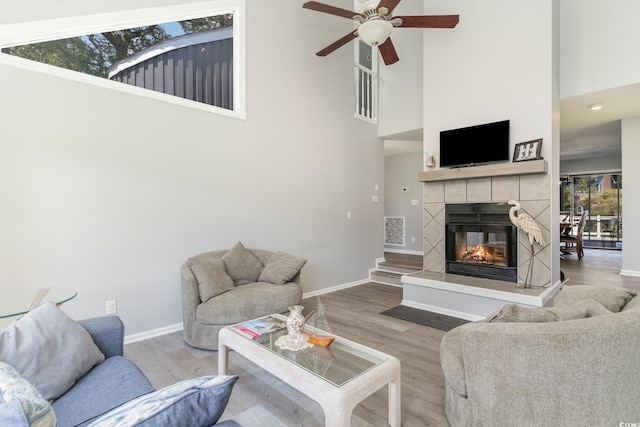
[303,0,459,65]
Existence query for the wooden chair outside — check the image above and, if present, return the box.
[561,212,586,260]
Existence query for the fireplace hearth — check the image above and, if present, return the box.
[445,203,518,282]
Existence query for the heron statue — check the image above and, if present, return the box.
[505,200,545,287]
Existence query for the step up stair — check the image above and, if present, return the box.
[370,252,423,287]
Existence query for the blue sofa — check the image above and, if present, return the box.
[50,315,240,427]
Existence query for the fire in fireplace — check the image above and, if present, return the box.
[445,203,518,282]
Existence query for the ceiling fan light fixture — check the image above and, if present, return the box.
[357,19,393,46]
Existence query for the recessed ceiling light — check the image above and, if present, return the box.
[588,103,603,111]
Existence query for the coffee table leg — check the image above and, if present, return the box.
[321,403,352,427]
[218,342,229,375]
[388,376,401,427]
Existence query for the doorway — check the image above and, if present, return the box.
[560,173,622,249]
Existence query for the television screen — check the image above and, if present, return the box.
[440,120,510,168]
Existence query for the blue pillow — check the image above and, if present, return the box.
[87,375,238,427]
[0,361,57,427]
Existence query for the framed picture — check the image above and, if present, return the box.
[513,139,543,162]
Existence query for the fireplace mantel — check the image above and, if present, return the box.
[408,158,556,318]
[418,159,547,182]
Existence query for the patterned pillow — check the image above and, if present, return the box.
[258,251,307,285]
[87,375,238,427]
[222,241,263,284]
[0,302,105,401]
[189,258,235,302]
[0,361,57,427]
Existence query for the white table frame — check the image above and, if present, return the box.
[218,326,401,427]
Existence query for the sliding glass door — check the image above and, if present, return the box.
[560,173,622,249]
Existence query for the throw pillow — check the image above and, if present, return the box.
[0,301,105,401]
[570,298,613,317]
[189,258,235,302]
[487,304,589,323]
[622,296,640,312]
[0,361,57,427]
[221,241,264,285]
[556,285,637,312]
[258,251,307,285]
[87,375,239,427]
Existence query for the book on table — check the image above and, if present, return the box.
[232,316,286,339]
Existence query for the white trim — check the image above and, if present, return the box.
[383,248,423,256]
[0,1,238,46]
[124,322,183,345]
[620,269,640,278]
[402,273,562,307]
[0,0,246,120]
[122,276,371,344]
[400,299,485,322]
[371,280,403,288]
[302,278,370,299]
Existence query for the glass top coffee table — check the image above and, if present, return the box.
[218,314,401,427]
[0,287,77,319]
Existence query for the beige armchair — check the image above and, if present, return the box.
[182,243,305,350]
[440,285,640,426]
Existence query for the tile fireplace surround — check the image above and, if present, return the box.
[400,160,561,320]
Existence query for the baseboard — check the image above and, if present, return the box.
[124,322,183,345]
[371,280,403,288]
[620,269,640,278]
[124,278,373,344]
[384,248,423,256]
[302,278,370,299]
[401,299,484,322]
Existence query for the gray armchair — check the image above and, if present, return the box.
[182,246,304,350]
[440,285,640,426]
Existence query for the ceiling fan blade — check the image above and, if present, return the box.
[303,1,364,19]
[316,31,359,56]
[395,15,460,28]
[378,38,399,65]
[377,0,402,15]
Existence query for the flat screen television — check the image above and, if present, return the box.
[440,120,510,168]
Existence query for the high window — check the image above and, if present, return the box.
[354,40,377,122]
[0,1,245,119]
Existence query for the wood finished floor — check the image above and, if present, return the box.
[561,248,640,291]
[124,249,634,426]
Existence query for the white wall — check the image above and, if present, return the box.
[377,0,423,139]
[0,0,384,335]
[422,0,560,282]
[423,0,556,164]
[621,116,640,275]
[560,0,640,98]
[384,151,423,253]
[560,1,640,275]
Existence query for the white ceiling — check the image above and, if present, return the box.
[559,82,640,160]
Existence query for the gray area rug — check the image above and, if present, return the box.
[381,305,470,332]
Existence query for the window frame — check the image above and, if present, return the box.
[0,0,246,120]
